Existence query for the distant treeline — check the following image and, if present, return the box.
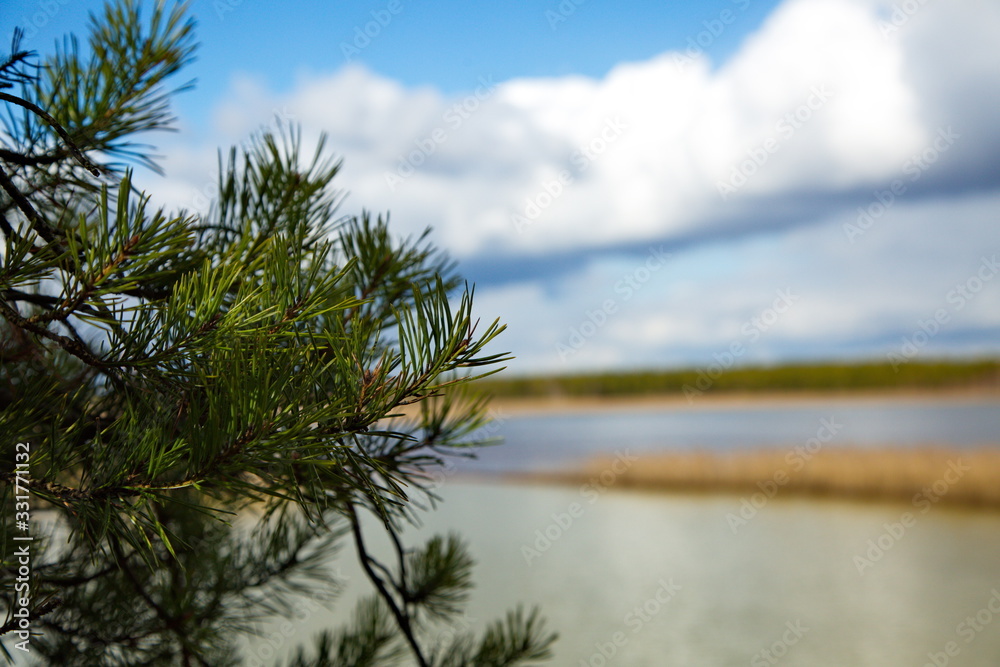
[475,359,1000,398]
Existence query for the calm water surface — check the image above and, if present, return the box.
[467,397,1000,472]
[253,482,1000,666]
[246,399,1000,666]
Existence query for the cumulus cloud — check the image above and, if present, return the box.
[150,0,1000,371]
[495,191,1000,372]
[158,0,998,254]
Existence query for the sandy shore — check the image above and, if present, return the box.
[501,446,1000,508]
[401,388,1000,507]
[483,387,1000,417]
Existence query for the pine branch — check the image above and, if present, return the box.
[0,91,101,176]
[0,597,61,637]
[0,164,64,244]
[0,3,551,662]
[347,503,429,667]
[0,298,114,372]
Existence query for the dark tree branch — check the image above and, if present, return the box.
[0,164,63,244]
[0,597,61,637]
[0,91,101,176]
[347,502,428,667]
[0,298,113,372]
[0,146,70,169]
[110,539,211,667]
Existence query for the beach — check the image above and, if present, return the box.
[472,388,1000,508]
[503,446,1000,508]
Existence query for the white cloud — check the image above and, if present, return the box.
[156,0,998,253]
[147,0,1000,370]
[489,191,1000,373]
[162,0,997,257]
[714,0,926,188]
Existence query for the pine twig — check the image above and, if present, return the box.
[346,502,429,667]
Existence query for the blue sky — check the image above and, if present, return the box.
[6,0,1000,375]
[8,0,783,123]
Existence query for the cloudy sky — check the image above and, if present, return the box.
[10,0,1000,375]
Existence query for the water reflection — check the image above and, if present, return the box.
[256,482,1000,666]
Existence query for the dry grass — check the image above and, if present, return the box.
[512,447,1000,508]
[484,387,1000,417]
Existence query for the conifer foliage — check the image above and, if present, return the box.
[0,2,555,664]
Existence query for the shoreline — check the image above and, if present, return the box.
[483,386,1000,416]
[406,388,1000,508]
[488,445,1000,509]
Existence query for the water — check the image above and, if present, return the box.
[422,483,1000,667]
[244,398,1000,666]
[465,397,1000,472]
[253,482,1000,666]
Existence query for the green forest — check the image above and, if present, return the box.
[473,358,1000,398]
